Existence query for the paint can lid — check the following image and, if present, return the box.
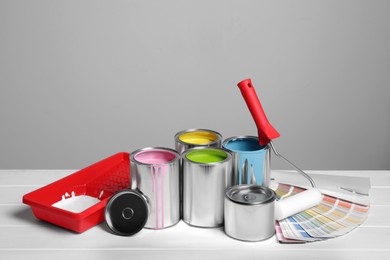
[225,185,276,205]
[105,189,149,236]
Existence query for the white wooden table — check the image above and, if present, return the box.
[1,170,389,260]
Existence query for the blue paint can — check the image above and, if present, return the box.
[222,136,270,187]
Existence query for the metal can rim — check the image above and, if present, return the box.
[174,128,222,147]
[225,184,276,205]
[182,146,232,166]
[130,147,181,166]
[222,135,269,154]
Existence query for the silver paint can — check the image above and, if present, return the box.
[224,185,276,241]
[182,147,232,227]
[223,136,270,187]
[174,129,222,220]
[174,129,222,154]
[130,147,180,229]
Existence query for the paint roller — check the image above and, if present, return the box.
[237,78,323,220]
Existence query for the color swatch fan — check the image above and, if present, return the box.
[273,182,370,243]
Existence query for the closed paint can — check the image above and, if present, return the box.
[130,147,180,229]
[223,136,270,187]
[182,147,232,227]
[224,185,276,241]
[175,129,222,154]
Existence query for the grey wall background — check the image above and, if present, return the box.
[1,0,389,170]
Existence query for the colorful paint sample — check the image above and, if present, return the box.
[273,183,370,243]
[276,221,307,244]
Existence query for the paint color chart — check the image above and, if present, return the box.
[274,183,370,243]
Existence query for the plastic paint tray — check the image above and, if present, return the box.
[23,152,130,233]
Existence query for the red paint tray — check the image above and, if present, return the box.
[23,152,130,233]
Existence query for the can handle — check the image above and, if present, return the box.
[274,188,323,220]
[237,78,280,145]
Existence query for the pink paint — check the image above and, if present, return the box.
[134,149,176,165]
[149,164,168,229]
[135,149,175,229]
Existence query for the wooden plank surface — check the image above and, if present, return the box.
[0,170,389,260]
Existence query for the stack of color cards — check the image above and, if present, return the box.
[273,183,370,243]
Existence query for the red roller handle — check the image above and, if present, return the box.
[237,78,280,145]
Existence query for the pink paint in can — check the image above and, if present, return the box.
[131,147,180,229]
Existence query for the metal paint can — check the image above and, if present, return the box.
[130,147,180,229]
[174,129,222,154]
[222,136,270,187]
[224,185,276,241]
[182,147,232,227]
[174,129,222,220]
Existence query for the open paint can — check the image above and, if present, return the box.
[224,185,276,241]
[130,147,180,229]
[175,129,222,154]
[182,147,232,227]
[223,136,270,187]
[175,129,222,220]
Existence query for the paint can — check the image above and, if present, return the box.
[182,147,232,227]
[174,129,222,220]
[105,189,150,236]
[174,129,222,154]
[130,147,180,229]
[224,185,276,241]
[222,136,270,187]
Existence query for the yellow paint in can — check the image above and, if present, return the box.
[178,131,219,145]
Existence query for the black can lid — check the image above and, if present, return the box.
[105,189,149,236]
